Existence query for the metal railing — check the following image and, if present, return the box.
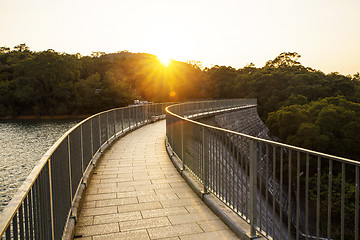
[166,99,360,240]
[0,102,170,239]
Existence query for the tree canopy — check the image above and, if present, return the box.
[1,47,360,160]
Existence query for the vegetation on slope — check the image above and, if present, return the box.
[1,44,360,160]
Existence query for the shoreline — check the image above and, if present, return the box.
[0,115,90,120]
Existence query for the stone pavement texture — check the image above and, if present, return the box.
[75,120,239,240]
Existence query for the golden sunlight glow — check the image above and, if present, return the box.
[157,54,172,67]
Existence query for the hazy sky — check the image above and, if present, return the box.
[1,0,359,75]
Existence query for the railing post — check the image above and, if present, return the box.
[48,161,55,240]
[113,111,116,138]
[98,115,101,151]
[67,136,73,204]
[181,120,185,171]
[202,126,208,194]
[249,139,258,238]
[121,109,124,133]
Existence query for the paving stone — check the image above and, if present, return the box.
[92,229,150,240]
[81,200,96,209]
[184,203,214,214]
[98,186,135,194]
[95,197,138,207]
[100,177,133,183]
[154,187,195,195]
[167,212,218,225]
[93,211,142,224]
[152,238,179,240]
[87,182,117,189]
[119,216,171,231]
[141,206,189,219]
[117,180,151,187]
[133,174,166,181]
[117,201,163,213]
[84,193,117,201]
[135,183,172,190]
[74,237,92,240]
[197,219,229,232]
[137,193,179,203]
[91,174,118,180]
[79,206,117,217]
[147,223,204,239]
[75,222,119,237]
[179,230,239,240]
[151,177,184,184]
[76,216,94,227]
[160,198,202,208]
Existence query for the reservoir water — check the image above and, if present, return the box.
[0,119,81,212]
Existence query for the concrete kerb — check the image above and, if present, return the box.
[165,138,266,240]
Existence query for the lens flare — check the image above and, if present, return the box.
[157,54,171,67]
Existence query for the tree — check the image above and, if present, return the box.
[265,52,302,69]
[14,43,30,52]
[0,47,10,53]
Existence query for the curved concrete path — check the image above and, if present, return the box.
[75,120,239,240]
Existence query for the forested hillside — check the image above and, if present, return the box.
[1,45,359,160]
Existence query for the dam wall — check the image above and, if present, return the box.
[213,106,271,140]
[210,106,304,239]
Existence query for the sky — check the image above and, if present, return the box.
[1,0,360,75]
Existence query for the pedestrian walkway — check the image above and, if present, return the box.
[75,120,239,240]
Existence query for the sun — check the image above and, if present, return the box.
[157,54,172,67]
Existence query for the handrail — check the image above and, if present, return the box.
[0,102,170,239]
[165,99,360,240]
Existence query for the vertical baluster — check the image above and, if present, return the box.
[121,109,124,133]
[327,159,333,240]
[249,140,257,238]
[181,121,184,170]
[287,150,292,240]
[265,144,269,236]
[240,136,244,215]
[232,134,235,210]
[259,142,262,231]
[236,136,240,213]
[12,212,18,240]
[24,195,29,239]
[225,132,229,204]
[341,162,345,240]
[245,139,249,220]
[305,154,309,240]
[33,184,39,240]
[296,151,300,240]
[316,157,321,239]
[29,189,34,239]
[5,226,10,240]
[18,203,24,239]
[215,130,219,197]
[221,131,225,201]
[272,145,276,239]
[355,166,359,240]
[209,129,213,192]
[202,126,207,193]
[280,148,283,240]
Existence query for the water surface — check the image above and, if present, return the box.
[0,119,81,212]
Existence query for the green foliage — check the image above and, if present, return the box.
[309,173,358,239]
[1,46,360,161]
[266,96,360,160]
[0,45,210,117]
